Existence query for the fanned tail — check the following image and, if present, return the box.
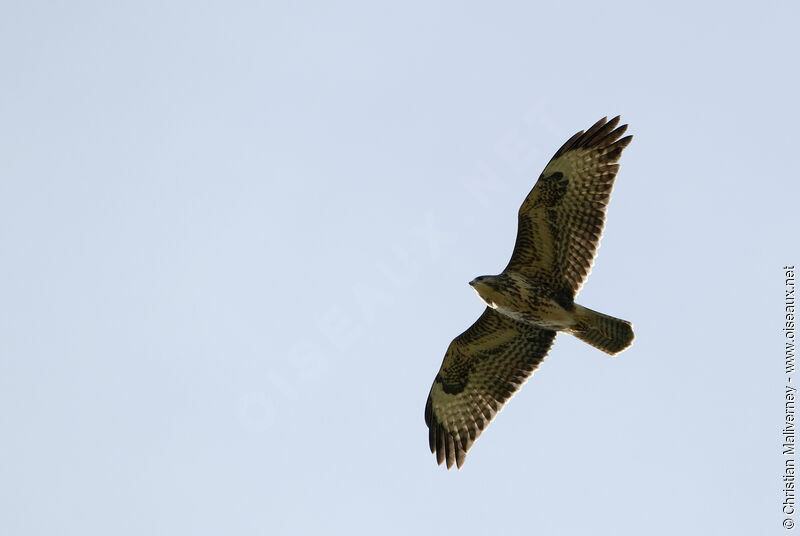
[570,304,634,355]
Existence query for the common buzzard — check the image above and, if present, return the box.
[425,116,634,469]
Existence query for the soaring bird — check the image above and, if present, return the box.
[425,116,634,469]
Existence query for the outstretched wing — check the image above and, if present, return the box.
[424,308,556,469]
[504,116,632,296]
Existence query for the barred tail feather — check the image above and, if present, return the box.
[570,304,634,355]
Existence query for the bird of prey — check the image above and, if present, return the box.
[425,116,634,469]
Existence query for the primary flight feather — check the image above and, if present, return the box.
[425,116,634,469]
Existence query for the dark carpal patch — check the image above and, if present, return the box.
[438,352,472,395]
[532,172,567,207]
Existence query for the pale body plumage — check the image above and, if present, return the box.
[469,272,574,330]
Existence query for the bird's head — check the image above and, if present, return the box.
[469,275,501,308]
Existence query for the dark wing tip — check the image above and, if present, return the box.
[427,419,464,469]
[616,134,634,148]
[445,433,455,468]
[551,116,631,160]
[425,396,469,470]
[424,395,433,427]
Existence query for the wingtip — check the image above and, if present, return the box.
[424,396,433,427]
[552,116,630,160]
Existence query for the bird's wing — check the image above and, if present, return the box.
[425,307,556,469]
[504,116,632,296]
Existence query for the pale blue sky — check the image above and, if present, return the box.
[1,1,797,534]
